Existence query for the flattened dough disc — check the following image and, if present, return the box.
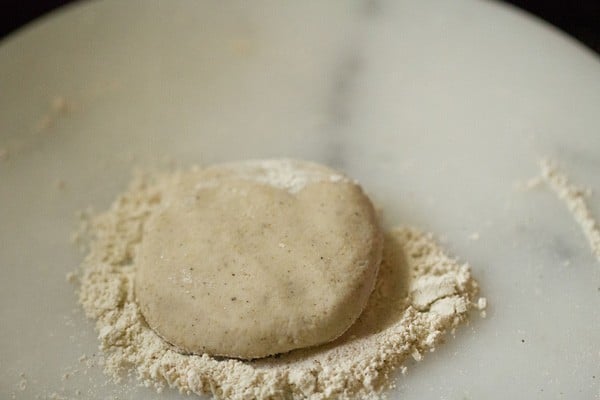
[135,159,382,359]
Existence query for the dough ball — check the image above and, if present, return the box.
[135,159,382,359]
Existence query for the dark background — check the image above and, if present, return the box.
[1,0,599,55]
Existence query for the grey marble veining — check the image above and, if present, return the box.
[319,0,379,170]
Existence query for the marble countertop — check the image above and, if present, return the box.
[0,1,599,399]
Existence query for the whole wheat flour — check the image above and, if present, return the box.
[539,158,600,264]
[75,169,484,400]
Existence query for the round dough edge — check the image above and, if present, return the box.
[134,159,383,359]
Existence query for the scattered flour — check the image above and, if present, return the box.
[539,158,600,264]
[34,95,72,134]
[65,271,78,284]
[74,169,484,400]
[18,373,27,391]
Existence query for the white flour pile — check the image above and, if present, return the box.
[539,158,600,263]
[74,170,484,400]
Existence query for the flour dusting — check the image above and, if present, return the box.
[74,168,484,400]
[539,158,600,264]
[222,159,348,193]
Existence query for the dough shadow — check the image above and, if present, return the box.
[340,231,411,340]
[251,231,411,365]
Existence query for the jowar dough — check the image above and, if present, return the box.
[134,159,383,359]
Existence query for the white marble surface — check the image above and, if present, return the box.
[1,1,599,399]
